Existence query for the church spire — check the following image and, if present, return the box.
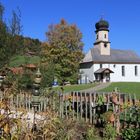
[95,18,109,32]
[94,18,111,55]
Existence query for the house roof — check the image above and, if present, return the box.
[82,48,140,64]
[8,67,23,74]
[25,64,36,69]
[94,68,114,74]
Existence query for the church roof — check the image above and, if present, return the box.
[82,48,140,64]
[94,68,114,74]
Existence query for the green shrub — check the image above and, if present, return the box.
[103,123,117,140]
[85,126,101,140]
[122,128,140,140]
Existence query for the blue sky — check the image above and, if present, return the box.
[1,0,140,54]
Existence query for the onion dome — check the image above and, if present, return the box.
[95,18,109,31]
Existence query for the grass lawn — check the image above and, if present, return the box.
[99,82,140,98]
[52,83,98,93]
[9,55,40,67]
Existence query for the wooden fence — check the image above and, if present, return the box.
[59,92,138,124]
[0,91,139,127]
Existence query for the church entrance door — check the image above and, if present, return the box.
[94,68,114,83]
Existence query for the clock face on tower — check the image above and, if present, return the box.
[104,43,107,48]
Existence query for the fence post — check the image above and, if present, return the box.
[65,93,68,119]
[106,93,110,111]
[85,92,88,122]
[124,94,127,122]
[29,94,31,112]
[25,93,28,111]
[59,93,61,117]
[129,93,132,119]
[93,92,96,124]
[89,93,92,124]
[16,94,18,108]
[61,94,64,118]
[44,96,47,111]
[76,92,79,119]
[133,93,136,105]
[72,92,75,120]
[80,92,82,120]
[11,94,13,110]
[118,93,121,112]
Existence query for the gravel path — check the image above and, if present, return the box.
[80,82,111,92]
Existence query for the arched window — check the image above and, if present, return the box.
[100,64,102,68]
[135,66,138,76]
[104,34,107,38]
[122,66,125,76]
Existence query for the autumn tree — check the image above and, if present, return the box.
[42,19,84,84]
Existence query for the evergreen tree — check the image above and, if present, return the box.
[9,8,22,36]
[0,2,11,67]
[0,2,42,69]
[0,2,4,22]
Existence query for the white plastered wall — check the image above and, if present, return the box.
[79,63,94,83]
[93,63,140,82]
[96,30,109,42]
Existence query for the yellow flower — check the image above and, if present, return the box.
[68,95,72,101]
[127,101,132,107]
[135,100,140,106]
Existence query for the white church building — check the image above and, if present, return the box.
[79,18,140,83]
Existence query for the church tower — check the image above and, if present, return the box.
[94,18,111,55]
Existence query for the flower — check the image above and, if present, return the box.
[68,95,72,101]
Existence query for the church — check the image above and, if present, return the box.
[79,18,140,83]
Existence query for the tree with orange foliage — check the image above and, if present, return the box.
[42,19,84,84]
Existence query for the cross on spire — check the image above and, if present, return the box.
[100,13,105,20]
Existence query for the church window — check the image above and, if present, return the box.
[135,66,138,76]
[100,64,102,68]
[96,35,98,40]
[122,66,125,76]
[113,64,116,68]
[104,34,107,38]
